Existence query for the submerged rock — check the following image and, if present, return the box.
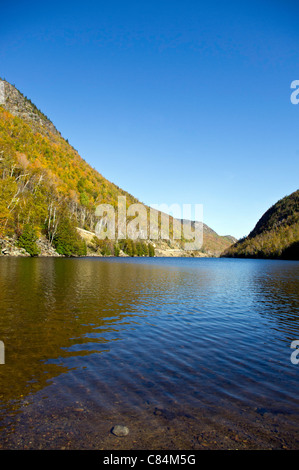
[153,407,176,420]
[111,425,129,437]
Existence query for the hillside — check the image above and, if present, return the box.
[221,190,299,260]
[0,79,234,257]
[178,220,237,256]
[200,224,237,255]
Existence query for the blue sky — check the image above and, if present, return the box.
[1,0,298,238]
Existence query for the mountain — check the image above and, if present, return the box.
[0,79,235,257]
[200,224,237,255]
[175,220,237,256]
[221,190,299,259]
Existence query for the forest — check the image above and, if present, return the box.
[222,190,299,259]
[0,105,155,257]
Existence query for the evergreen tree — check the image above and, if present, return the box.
[114,243,120,257]
[148,243,155,257]
[17,224,40,256]
[52,215,87,256]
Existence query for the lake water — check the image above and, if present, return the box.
[0,257,298,449]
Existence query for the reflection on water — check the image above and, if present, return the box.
[0,257,298,449]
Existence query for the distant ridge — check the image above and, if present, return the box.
[221,190,299,259]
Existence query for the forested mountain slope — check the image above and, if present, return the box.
[221,190,299,259]
[0,79,234,257]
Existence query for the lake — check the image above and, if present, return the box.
[0,257,298,449]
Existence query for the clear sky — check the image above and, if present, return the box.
[1,0,298,238]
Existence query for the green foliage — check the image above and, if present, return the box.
[79,191,89,207]
[222,190,299,260]
[119,239,135,256]
[99,241,112,256]
[118,239,155,257]
[91,236,112,255]
[92,236,123,256]
[114,243,120,257]
[17,224,40,256]
[0,177,18,236]
[250,190,299,238]
[52,216,87,257]
[135,241,144,256]
[148,243,155,257]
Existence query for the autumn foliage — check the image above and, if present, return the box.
[0,105,140,255]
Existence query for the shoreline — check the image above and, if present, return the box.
[0,396,297,450]
[0,236,215,259]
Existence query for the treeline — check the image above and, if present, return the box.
[90,237,155,257]
[222,222,299,259]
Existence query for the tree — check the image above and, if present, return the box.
[148,243,155,257]
[17,224,40,256]
[114,243,120,257]
[52,215,87,256]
